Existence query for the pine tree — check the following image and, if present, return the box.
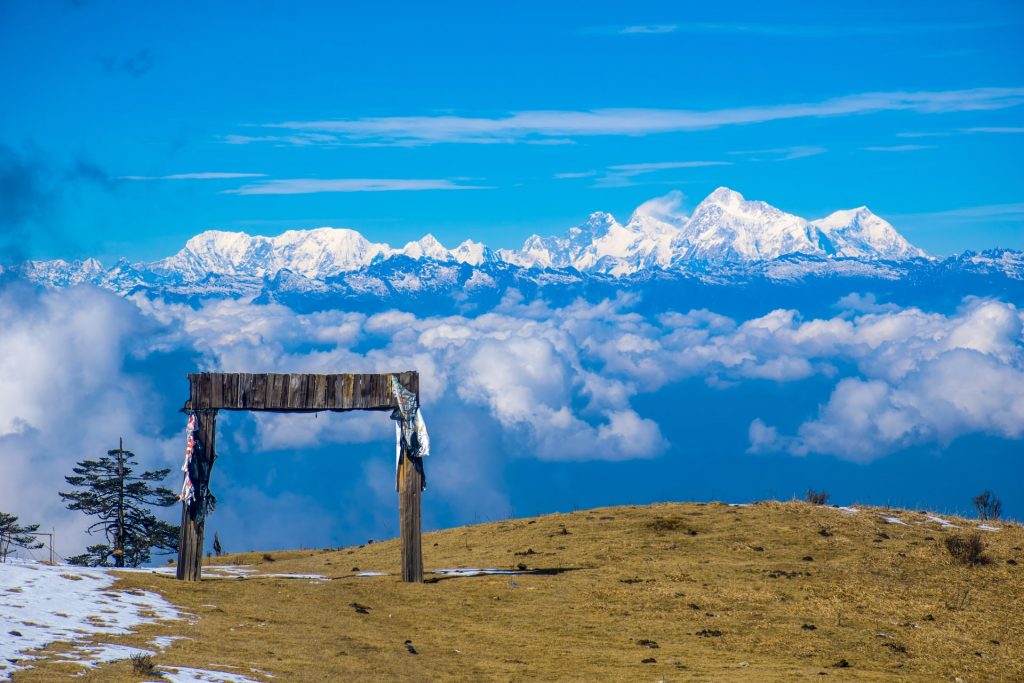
[0,512,44,562]
[60,438,180,567]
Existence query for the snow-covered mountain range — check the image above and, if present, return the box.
[148,187,927,281]
[4,187,1021,307]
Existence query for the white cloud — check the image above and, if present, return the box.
[608,21,1000,38]
[746,299,1024,460]
[118,172,268,180]
[0,284,181,561]
[223,178,491,195]
[152,293,1024,465]
[962,127,1024,134]
[863,144,934,152]
[890,202,1024,222]
[618,24,679,34]
[728,146,828,161]
[595,161,731,187]
[119,172,267,180]
[249,88,1024,145]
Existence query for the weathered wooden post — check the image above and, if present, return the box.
[398,445,424,582]
[177,409,216,581]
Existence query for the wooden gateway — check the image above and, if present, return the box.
[177,371,426,582]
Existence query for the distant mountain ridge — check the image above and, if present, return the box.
[139,187,927,282]
[4,187,1021,308]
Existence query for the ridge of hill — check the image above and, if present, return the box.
[8,501,1024,681]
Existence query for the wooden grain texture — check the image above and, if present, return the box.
[398,447,424,583]
[187,372,417,411]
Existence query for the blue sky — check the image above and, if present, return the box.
[2,0,1023,263]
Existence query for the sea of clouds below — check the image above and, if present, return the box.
[0,281,1021,557]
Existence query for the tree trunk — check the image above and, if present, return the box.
[115,438,125,568]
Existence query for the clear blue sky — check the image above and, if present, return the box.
[1,0,1022,262]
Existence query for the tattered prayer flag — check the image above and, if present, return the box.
[389,375,430,491]
[179,412,197,505]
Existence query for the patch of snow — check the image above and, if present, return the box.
[260,573,327,580]
[53,642,154,669]
[977,524,1001,532]
[835,506,859,514]
[154,666,260,683]
[882,516,909,526]
[432,568,520,577]
[118,565,324,581]
[355,571,389,577]
[926,515,959,528]
[150,635,191,650]
[0,560,179,680]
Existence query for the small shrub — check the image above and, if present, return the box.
[130,653,157,675]
[944,533,990,566]
[262,552,275,562]
[805,489,829,505]
[973,490,1002,521]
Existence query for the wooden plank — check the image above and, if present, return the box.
[311,374,328,410]
[326,375,338,409]
[210,373,223,408]
[199,373,213,409]
[251,373,265,410]
[270,374,285,408]
[342,374,355,409]
[237,373,251,408]
[185,372,419,411]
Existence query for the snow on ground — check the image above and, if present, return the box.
[49,642,154,668]
[122,564,326,581]
[0,559,179,679]
[151,634,193,650]
[926,515,959,528]
[150,666,260,682]
[883,516,909,525]
[433,568,521,577]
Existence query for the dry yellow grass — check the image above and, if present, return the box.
[12,501,1024,681]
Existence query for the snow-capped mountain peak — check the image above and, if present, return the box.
[401,234,452,261]
[452,239,495,265]
[812,207,928,260]
[153,227,393,280]
[673,187,823,262]
[702,186,747,208]
[500,212,623,270]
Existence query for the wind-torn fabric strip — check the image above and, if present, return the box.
[389,375,429,491]
[179,412,197,505]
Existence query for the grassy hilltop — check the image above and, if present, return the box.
[13,501,1024,681]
